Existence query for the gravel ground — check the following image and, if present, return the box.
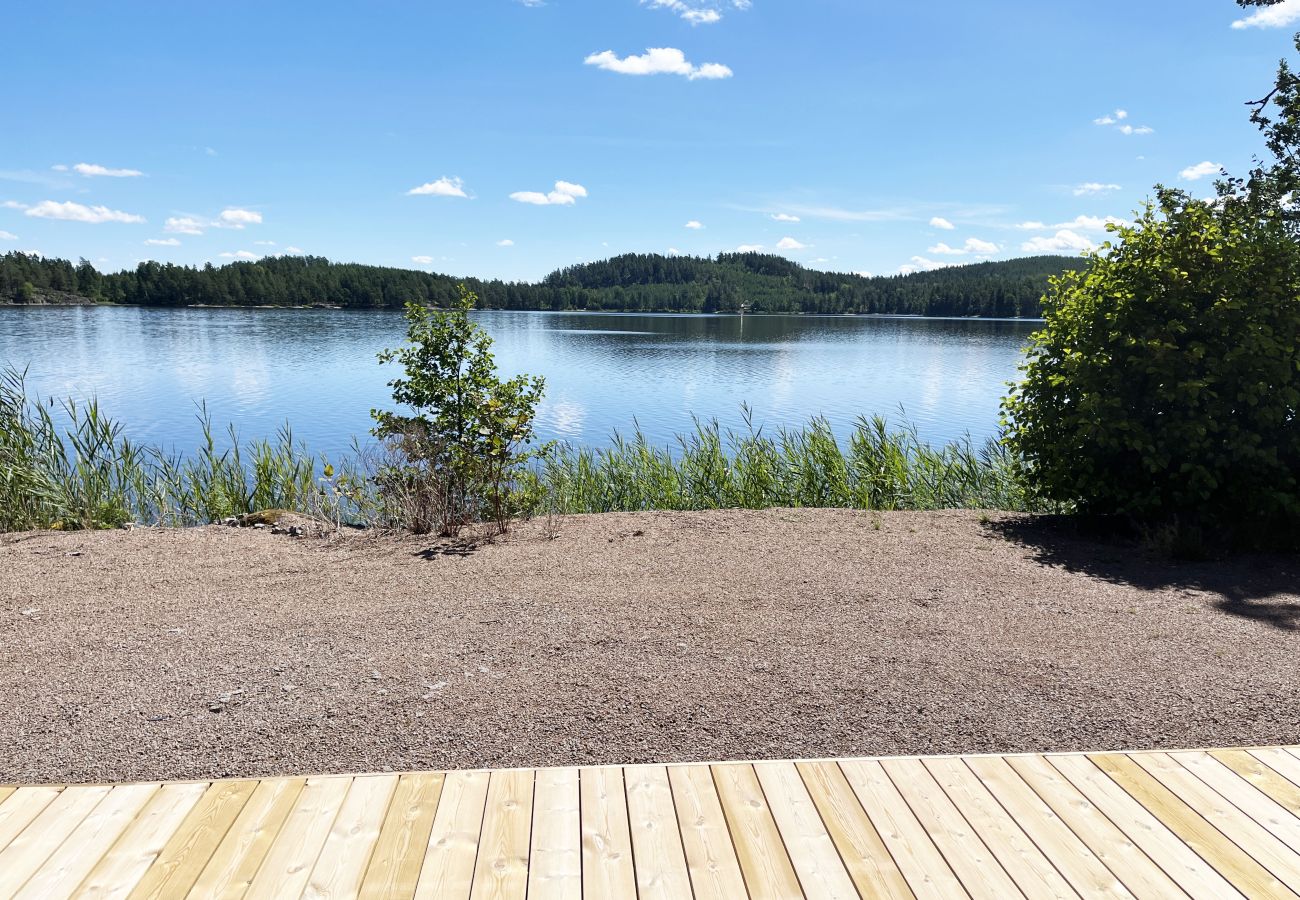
[1,509,1297,784]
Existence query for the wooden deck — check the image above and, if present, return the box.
[2,747,1300,898]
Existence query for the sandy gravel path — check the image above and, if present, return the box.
[1,509,1296,784]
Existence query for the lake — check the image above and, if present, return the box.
[0,306,1038,458]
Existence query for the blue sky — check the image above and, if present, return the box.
[4,0,1299,281]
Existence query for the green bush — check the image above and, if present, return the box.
[372,285,546,535]
[1003,194,1300,546]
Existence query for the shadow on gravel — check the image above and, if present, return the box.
[987,516,1300,631]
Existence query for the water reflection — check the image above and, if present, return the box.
[0,307,1037,458]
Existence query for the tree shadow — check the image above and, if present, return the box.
[413,541,480,560]
[987,516,1300,631]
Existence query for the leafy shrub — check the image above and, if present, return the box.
[372,286,546,535]
[1003,194,1300,546]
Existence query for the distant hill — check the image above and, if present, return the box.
[0,251,1079,317]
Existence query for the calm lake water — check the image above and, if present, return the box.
[0,307,1037,458]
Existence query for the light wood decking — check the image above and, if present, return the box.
[2,746,1300,898]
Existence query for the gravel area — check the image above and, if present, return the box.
[1,509,1297,784]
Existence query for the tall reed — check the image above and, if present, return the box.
[535,408,1040,514]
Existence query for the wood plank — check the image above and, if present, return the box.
[624,765,693,900]
[712,762,804,900]
[1049,754,1242,900]
[965,756,1133,899]
[1216,750,1300,818]
[16,783,159,900]
[579,766,637,900]
[755,761,858,899]
[797,761,914,900]
[0,784,112,897]
[72,781,208,900]
[1117,753,1300,893]
[668,764,749,900]
[414,769,490,900]
[881,757,1024,900]
[244,776,352,900]
[186,777,306,899]
[922,756,1079,899]
[0,786,64,854]
[526,767,581,900]
[1007,754,1186,900]
[839,758,968,900]
[0,786,14,808]
[129,779,260,900]
[358,772,445,900]
[1250,749,1300,805]
[305,774,399,900]
[1175,751,1300,855]
[468,769,534,900]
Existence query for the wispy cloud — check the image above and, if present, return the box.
[1021,230,1093,253]
[771,213,801,223]
[584,48,733,80]
[929,216,955,230]
[412,255,435,265]
[144,238,180,246]
[899,256,952,274]
[736,243,764,252]
[57,162,144,178]
[497,239,515,246]
[165,216,206,235]
[510,181,588,206]
[1232,0,1300,28]
[776,236,807,250]
[164,208,263,235]
[25,200,145,224]
[1016,214,1127,232]
[0,230,16,241]
[219,250,260,260]
[641,0,749,25]
[685,220,704,229]
[1074,182,1122,196]
[407,176,470,198]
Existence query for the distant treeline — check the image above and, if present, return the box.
[0,250,1077,317]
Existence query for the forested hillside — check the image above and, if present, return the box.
[0,251,1076,317]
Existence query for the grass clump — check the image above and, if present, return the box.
[0,366,347,531]
[536,408,1039,515]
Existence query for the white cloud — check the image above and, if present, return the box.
[775,204,904,223]
[219,250,260,260]
[928,237,999,256]
[668,246,682,255]
[497,239,515,246]
[165,216,206,235]
[0,230,15,240]
[771,213,801,223]
[776,236,807,250]
[510,181,588,206]
[685,220,704,229]
[929,216,955,230]
[70,162,144,178]
[25,200,145,224]
[1095,109,1152,135]
[412,255,435,265]
[254,240,277,246]
[853,271,873,278]
[643,0,746,25]
[218,208,262,227]
[144,238,180,246]
[899,256,953,275]
[284,246,304,254]
[1232,0,1300,28]
[1180,160,1223,181]
[2,201,25,209]
[584,47,733,80]
[736,244,764,252]
[1017,214,1127,232]
[1021,230,1093,253]
[517,0,545,6]
[407,176,469,198]
[1074,182,1122,196]
[682,9,721,23]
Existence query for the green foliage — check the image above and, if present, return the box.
[371,286,547,535]
[1003,195,1300,544]
[0,250,1073,318]
[538,411,1038,515]
[0,367,344,531]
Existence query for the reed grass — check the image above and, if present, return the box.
[535,407,1040,515]
[1,367,1041,533]
[0,367,346,531]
